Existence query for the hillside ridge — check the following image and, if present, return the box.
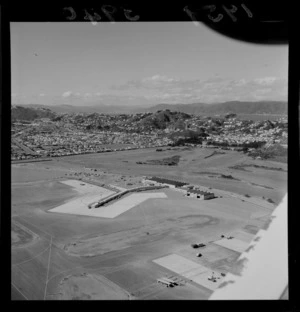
[12,100,287,117]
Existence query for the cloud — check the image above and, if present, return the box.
[230,79,247,87]
[143,75,179,83]
[254,88,273,94]
[62,91,73,98]
[254,77,277,86]
[111,74,181,91]
[61,75,287,105]
[114,75,287,103]
[39,93,45,97]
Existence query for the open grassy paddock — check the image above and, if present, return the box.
[11,146,287,300]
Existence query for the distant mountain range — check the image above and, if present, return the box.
[12,101,287,121]
[12,103,134,114]
[145,101,287,115]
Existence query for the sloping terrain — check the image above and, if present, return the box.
[12,105,57,121]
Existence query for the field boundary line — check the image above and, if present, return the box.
[16,216,53,239]
[45,259,130,286]
[43,236,53,300]
[11,282,29,300]
[12,244,51,267]
[46,237,171,286]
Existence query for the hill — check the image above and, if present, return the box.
[145,101,287,115]
[15,104,135,114]
[14,101,287,116]
[11,105,57,121]
[138,110,191,130]
[12,101,287,119]
[248,143,287,163]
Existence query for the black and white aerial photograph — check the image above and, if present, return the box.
[10,4,289,301]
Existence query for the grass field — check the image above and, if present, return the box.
[12,220,39,248]
[24,146,286,204]
[11,146,287,300]
[56,273,131,300]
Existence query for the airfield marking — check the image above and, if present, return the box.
[130,281,157,294]
[50,192,167,218]
[44,236,53,300]
[153,254,225,291]
[45,237,174,287]
[45,245,153,287]
[213,238,249,253]
[11,282,29,300]
[16,216,53,240]
[13,261,42,282]
[45,248,139,286]
[13,192,257,298]
[45,264,135,300]
[213,191,274,210]
[12,244,51,267]
[138,286,164,300]
[12,179,55,186]
[12,211,35,218]
[45,263,128,288]
[153,254,201,275]
[140,196,149,227]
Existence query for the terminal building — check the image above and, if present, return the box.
[143,176,188,188]
[143,177,215,200]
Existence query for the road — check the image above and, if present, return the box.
[12,138,36,155]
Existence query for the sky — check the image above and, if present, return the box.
[11,22,288,107]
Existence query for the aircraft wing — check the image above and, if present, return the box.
[209,194,288,300]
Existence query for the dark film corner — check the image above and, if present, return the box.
[5,2,292,302]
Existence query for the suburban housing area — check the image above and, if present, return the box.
[11,107,287,161]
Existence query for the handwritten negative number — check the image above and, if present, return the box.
[63,6,140,22]
[123,8,140,21]
[199,3,253,23]
[241,3,253,18]
[222,5,238,22]
[183,6,200,24]
[101,5,116,22]
[84,9,101,23]
[203,5,224,22]
[63,7,77,20]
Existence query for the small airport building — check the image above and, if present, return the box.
[186,189,215,200]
